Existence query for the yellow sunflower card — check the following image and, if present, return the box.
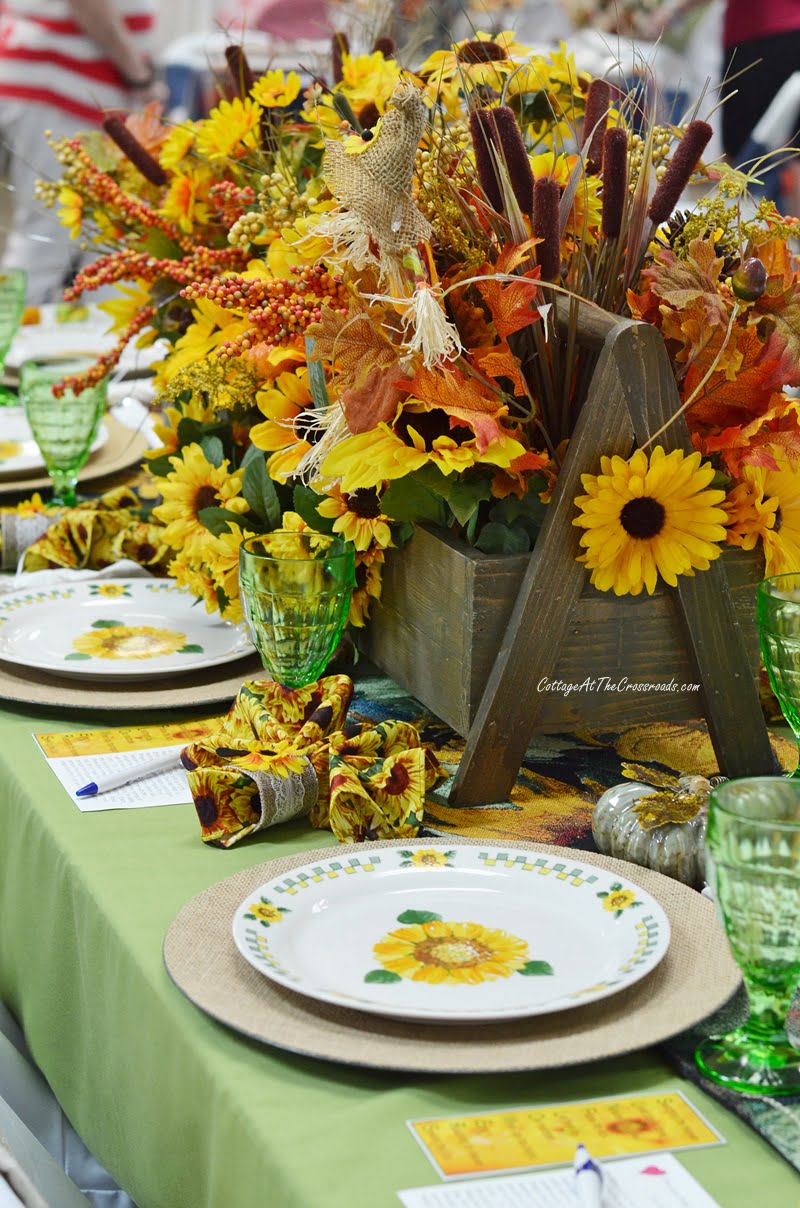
[408,1090,723,1179]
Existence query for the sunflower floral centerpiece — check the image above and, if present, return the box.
[42,32,800,733]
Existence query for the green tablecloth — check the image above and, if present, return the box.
[0,702,797,1208]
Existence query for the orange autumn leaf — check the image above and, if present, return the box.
[307,303,400,393]
[405,364,507,453]
[643,238,729,327]
[684,325,789,430]
[702,401,800,474]
[475,241,543,340]
[471,342,528,396]
[125,102,170,154]
[341,364,408,434]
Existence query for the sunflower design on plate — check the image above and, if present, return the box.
[0,440,22,461]
[68,620,200,660]
[399,849,456,868]
[243,897,291,928]
[365,909,553,985]
[89,582,131,598]
[597,882,642,919]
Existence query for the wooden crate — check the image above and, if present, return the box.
[360,525,763,737]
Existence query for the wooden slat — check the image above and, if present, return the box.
[449,323,637,804]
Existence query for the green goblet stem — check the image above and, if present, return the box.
[49,468,79,508]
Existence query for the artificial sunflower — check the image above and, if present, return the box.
[250,368,314,480]
[146,395,217,460]
[194,96,262,160]
[317,485,393,550]
[419,31,527,90]
[71,624,187,659]
[153,443,249,553]
[372,919,530,984]
[161,171,211,234]
[251,69,302,109]
[169,550,219,613]
[350,546,384,627]
[573,446,727,596]
[724,454,800,576]
[57,187,83,239]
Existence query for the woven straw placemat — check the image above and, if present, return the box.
[0,652,262,712]
[0,415,146,497]
[164,838,740,1074]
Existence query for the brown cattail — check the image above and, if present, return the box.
[331,32,349,85]
[102,115,167,187]
[533,176,561,280]
[358,101,381,131]
[470,109,503,211]
[581,78,611,172]
[601,127,628,238]
[372,35,396,57]
[225,45,255,98]
[647,119,713,225]
[470,106,534,217]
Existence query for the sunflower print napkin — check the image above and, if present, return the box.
[17,487,171,574]
[181,674,445,847]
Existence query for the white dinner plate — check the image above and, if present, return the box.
[232,845,670,1022]
[0,578,254,680]
[0,408,107,478]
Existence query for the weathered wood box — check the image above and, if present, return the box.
[359,525,763,737]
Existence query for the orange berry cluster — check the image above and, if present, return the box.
[61,139,192,252]
[65,246,250,301]
[182,266,349,357]
[209,181,257,225]
[53,306,157,397]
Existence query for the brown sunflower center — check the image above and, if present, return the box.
[293,411,321,445]
[414,936,492,969]
[395,409,469,450]
[774,504,784,532]
[195,484,220,513]
[457,39,505,63]
[346,487,382,519]
[620,496,665,539]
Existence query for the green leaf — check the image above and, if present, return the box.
[240,442,264,469]
[145,453,175,478]
[200,435,224,468]
[91,619,124,629]
[392,521,414,548]
[140,228,183,260]
[518,960,554,976]
[396,910,442,924]
[364,969,402,984]
[474,522,530,555]
[382,475,447,527]
[445,478,493,527]
[64,652,92,661]
[198,506,247,537]
[304,338,330,409]
[178,644,203,653]
[243,455,281,528]
[292,483,334,533]
[176,417,229,448]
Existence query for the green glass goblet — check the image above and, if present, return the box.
[695,776,800,1095]
[239,531,356,688]
[0,269,27,405]
[20,357,107,507]
[758,573,800,775]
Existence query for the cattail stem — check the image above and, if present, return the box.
[647,119,712,224]
[532,176,561,280]
[470,109,503,211]
[470,106,534,217]
[331,32,349,85]
[102,115,167,187]
[225,45,255,99]
[372,35,396,57]
[601,127,628,239]
[582,79,611,172]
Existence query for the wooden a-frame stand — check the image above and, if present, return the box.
[449,303,779,806]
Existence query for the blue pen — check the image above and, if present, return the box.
[573,1143,604,1208]
[75,749,181,798]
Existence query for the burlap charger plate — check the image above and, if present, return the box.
[0,652,262,712]
[164,838,740,1074]
[0,416,146,497]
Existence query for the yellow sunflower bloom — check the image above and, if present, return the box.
[98,281,153,334]
[602,889,637,913]
[57,187,83,239]
[252,69,302,108]
[158,298,250,384]
[349,546,384,627]
[368,750,427,819]
[251,368,314,479]
[195,97,262,161]
[169,551,218,613]
[153,443,249,553]
[724,454,800,576]
[158,124,197,171]
[188,766,257,841]
[573,446,728,596]
[322,421,526,493]
[146,395,217,461]
[0,440,21,461]
[14,492,47,517]
[409,849,450,866]
[72,625,187,659]
[373,919,529,985]
[317,485,393,551]
[337,51,401,109]
[161,171,211,234]
[419,31,527,89]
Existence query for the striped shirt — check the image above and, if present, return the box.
[0,0,155,124]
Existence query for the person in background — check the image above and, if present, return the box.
[718,0,800,163]
[0,0,157,303]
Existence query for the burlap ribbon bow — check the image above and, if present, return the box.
[181,674,444,848]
